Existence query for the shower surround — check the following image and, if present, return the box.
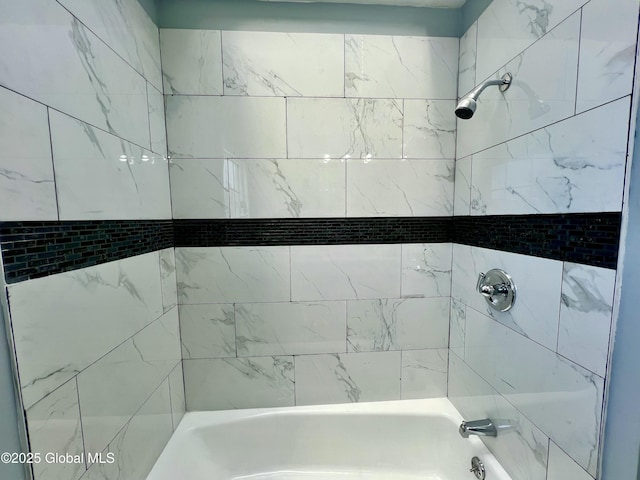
[0,0,637,479]
[163,29,458,409]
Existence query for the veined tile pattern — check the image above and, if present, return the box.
[77,308,180,456]
[453,156,471,215]
[469,98,629,215]
[449,298,465,359]
[451,244,563,350]
[465,309,603,475]
[57,0,162,90]
[8,251,163,409]
[346,159,453,217]
[159,248,178,313]
[346,297,449,352]
[169,159,229,219]
[0,86,57,221]
[166,96,287,159]
[558,263,615,377]
[344,35,458,99]
[295,352,401,405]
[223,31,344,97]
[228,159,346,218]
[236,301,347,356]
[179,304,236,359]
[401,243,452,297]
[147,83,168,158]
[403,100,457,159]
[286,98,403,159]
[26,379,85,480]
[576,0,639,113]
[458,21,477,96]
[476,0,588,83]
[0,0,150,147]
[547,441,595,480]
[449,353,550,480]
[176,246,290,303]
[160,29,223,95]
[401,349,448,399]
[184,356,295,410]
[290,244,401,301]
[49,111,171,220]
[457,11,581,159]
[168,363,186,430]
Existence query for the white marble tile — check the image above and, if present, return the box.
[347,298,449,352]
[401,349,448,399]
[26,379,85,480]
[345,35,458,99]
[558,263,615,377]
[346,159,454,217]
[457,12,580,159]
[184,356,295,410]
[0,0,150,147]
[464,309,604,475]
[470,98,630,215]
[159,248,177,313]
[295,352,401,405]
[450,297,466,359]
[228,158,345,218]
[454,156,472,216]
[547,441,595,480]
[102,380,173,480]
[448,352,550,480]
[403,100,456,159]
[176,246,290,304]
[0,87,57,221]
[401,243,452,297]
[458,21,477,97]
[166,96,286,159]
[451,244,563,350]
[8,252,164,409]
[49,111,171,220]
[236,301,346,356]
[57,0,162,90]
[179,304,236,359]
[223,31,344,97]
[476,0,587,82]
[160,29,223,95]
[169,159,229,219]
[77,308,180,456]
[290,244,401,301]
[147,83,167,158]
[576,0,639,113]
[168,364,185,431]
[287,98,403,159]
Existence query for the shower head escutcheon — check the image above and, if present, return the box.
[455,73,513,120]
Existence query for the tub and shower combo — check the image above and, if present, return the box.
[146,83,517,480]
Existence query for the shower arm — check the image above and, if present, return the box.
[466,77,511,101]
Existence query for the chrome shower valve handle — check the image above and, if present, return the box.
[476,269,516,312]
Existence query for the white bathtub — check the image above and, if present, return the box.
[147,398,512,480]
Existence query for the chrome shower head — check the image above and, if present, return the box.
[455,73,512,120]
[454,97,477,119]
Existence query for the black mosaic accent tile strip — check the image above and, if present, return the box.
[453,213,621,269]
[173,217,453,246]
[0,213,621,283]
[0,221,173,283]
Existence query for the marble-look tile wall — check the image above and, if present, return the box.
[162,29,458,219]
[0,0,171,221]
[177,244,451,410]
[0,1,181,480]
[451,0,638,479]
[10,250,182,480]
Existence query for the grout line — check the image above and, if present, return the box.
[75,376,88,470]
[46,108,61,221]
[574,8,584,116]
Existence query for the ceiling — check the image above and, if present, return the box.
[257,0,467,7]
